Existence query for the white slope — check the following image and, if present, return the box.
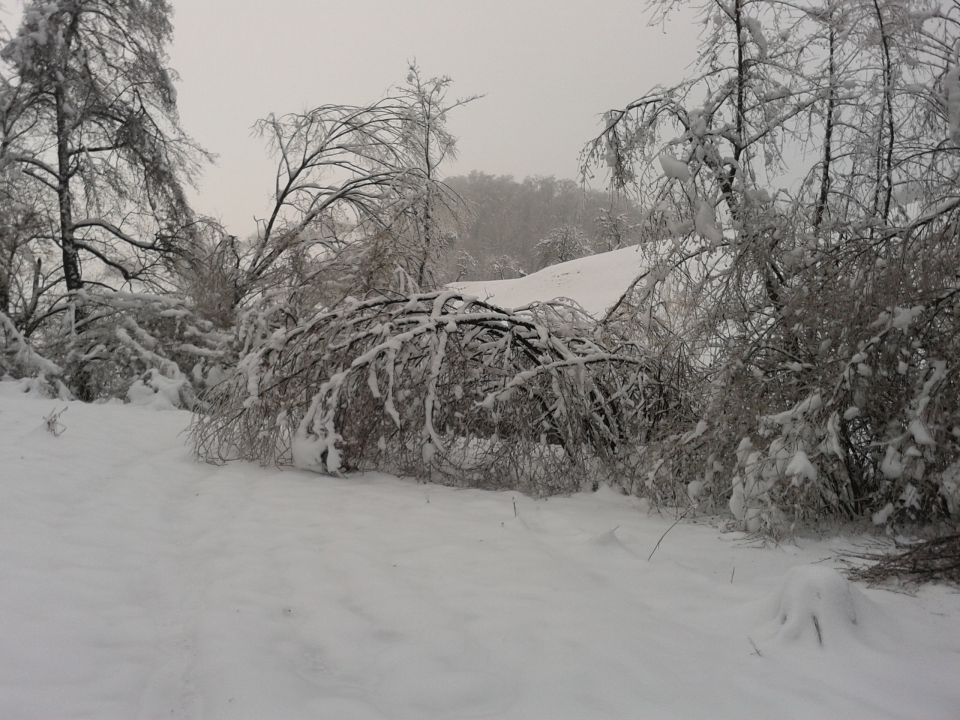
[1,385,959,720]
[452,245,646,317]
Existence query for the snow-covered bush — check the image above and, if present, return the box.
[193,291,663,495]
[0,310,69,397]
[609,265,960,531]
[34,291,232,407]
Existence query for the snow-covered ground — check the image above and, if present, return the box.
[452,245,646,317]
[2,385,959,720]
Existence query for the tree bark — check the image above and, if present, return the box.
[55,83,82,293]
[814,24,836,232]
[54,11,83,293]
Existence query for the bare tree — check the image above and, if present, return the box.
[396,63,480,287]
[227,67,477,312]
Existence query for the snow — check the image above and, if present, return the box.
[452,245,648,317]
[743,17,768,60]
[881,445,905,480]
[909,417,935,446]
[873,503,895,526]
[694,199,724,244]
[2,384,960,719]
[126,368,189,410]
[786,449,818,483]
[756,566,884,649]
[890,305,925,331]
[658,153,691,181]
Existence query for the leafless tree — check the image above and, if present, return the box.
[227,66,478,312]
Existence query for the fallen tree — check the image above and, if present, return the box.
[193,291,672,494]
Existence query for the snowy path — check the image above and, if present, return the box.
[1,388,959,719]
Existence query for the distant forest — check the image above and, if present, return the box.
[441,173,645,281]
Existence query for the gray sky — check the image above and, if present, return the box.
[167,1,699,235]
[5,1,700,235]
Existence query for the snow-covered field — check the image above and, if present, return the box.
[452,245,646,317]
[2,385,959,720]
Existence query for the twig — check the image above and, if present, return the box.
[845,534,960,586]
[647,506,693,561]
[43,406,68,437]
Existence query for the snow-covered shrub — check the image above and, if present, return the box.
[0,311,70,397]
[606,259,960,531]
[821,291,960,523]
[758,566,885,648]
[193,291,661,495]
[40,291,232,407]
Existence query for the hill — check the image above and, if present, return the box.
[451,244,645,317]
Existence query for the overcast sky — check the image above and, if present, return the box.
[6,1,700,236]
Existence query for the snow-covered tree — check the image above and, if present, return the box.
[445,173,644,279]
[535,224,591,268]
[584,0,960,529]
[0,1,218,400]
[0,168,43,322]
[594,206,637,252]
[1,0,207,296]
[490,253,525,280]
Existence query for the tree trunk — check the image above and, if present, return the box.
[814,24,836,232]
[0,267,9,317]
[55,85,82,293]
[0,232,11,317]
[416,119,435,289]
[55,76,92,399]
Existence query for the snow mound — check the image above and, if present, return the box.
[757,565,890,650]
[451,245,647,318]
[126,368,189,410]
[587,526,639,557]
